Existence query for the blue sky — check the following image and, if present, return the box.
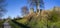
[3,0,60,18]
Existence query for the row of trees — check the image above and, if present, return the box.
[19,7,60,28]
[21,0,44,16]
[17,0,60,28]
[0,0,60,28]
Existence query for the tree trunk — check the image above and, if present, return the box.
[36,3,40,13]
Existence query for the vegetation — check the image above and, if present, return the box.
[0,20,5,28]
[0,0,60,28]
[12,0,60,28]
[9,20,20,28]
[15,6,60,28]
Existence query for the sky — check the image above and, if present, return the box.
[3,0,60,18]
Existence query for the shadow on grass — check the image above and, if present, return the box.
[12,20,30,28]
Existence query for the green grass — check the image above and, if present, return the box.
[16,18,28,24]
[9,20,21,28]
[0,20,5,28]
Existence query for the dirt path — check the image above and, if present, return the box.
[3,20,11,28]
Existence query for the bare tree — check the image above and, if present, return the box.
[28,0,44,12]
[21,6,29,16]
